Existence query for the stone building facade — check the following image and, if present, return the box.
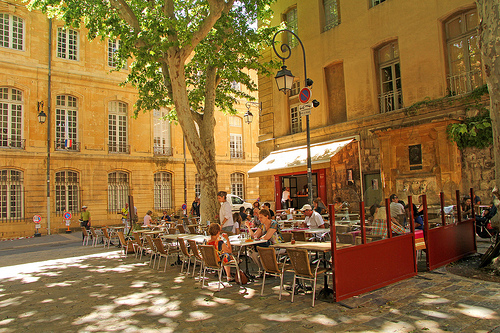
[251,0,494,212]
[0,1,260,238]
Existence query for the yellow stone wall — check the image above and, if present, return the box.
[0,1,260,238]
[257,0,486,208]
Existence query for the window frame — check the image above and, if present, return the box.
[107,171,130,213]
[57,27,79,61]
[230,133,243,159]
[322,0,340,32]
[153,109,172,156]
[0,87,24,149]
[230,172,245,199]
[154,172,173,211]
[108,101,129,153]
[0,169,24,220]
[284,7,298,48]
[377,41,403,113]
[55,95,79,151]
[290,103,302,134]
[0,13,24,50]
[55,170,80,214]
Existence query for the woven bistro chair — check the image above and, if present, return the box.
[187,239,204,280]
[89,227,102,247]
[132,232,145,259]
[177,224,186,234]
[152,238,172,272]
[257,247,292,300]
[81,227,92,246]
[286,248,331,307]
[281,232,293,243]
[198,244,241,291]
[168,227,178,235]
[178,237,193,274]
[101,228,113,249]
[291,230,306,242]
[145,235,158,268]
[188,225,198,234]
[116,231,134,257]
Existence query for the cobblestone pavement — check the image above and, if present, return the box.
[0,234,499,332]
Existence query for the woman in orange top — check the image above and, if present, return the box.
[207,223,234,282]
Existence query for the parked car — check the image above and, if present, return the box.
[227,194,253,213]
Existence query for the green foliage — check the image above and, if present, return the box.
[447,111,493,149]
[26,0,279,117]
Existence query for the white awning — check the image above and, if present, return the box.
[248,138,354,178]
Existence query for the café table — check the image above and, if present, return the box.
[228,235,268,278]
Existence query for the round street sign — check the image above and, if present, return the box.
[64,212,72,220]
[182,203,187,210]
[33,215,42,223]
[299,87,312,104]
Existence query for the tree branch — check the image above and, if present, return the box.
[109,0,140,31]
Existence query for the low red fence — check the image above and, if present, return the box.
[423,190,477,271]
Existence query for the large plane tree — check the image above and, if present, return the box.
[28,0,276,222]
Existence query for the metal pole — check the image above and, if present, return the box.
[306,115,313,205]
[183,136,187,206]
[46,18,52,235]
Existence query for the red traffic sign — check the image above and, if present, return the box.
[64,212,72,220]
[299,87,312,104]
[182,203,187,210]
[33,215,42,223]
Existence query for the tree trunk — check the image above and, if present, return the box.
[478,0,500,187]
[165,60,219,224]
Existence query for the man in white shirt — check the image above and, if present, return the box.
[282,187,290,209]
[217,191,234,232]
[300,204,325,229]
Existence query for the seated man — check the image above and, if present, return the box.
[300,204,325,229]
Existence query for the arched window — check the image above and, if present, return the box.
[154,172,173,211]
[108,101,129,153]
[377,41,403,112]
[55,170,79,214]
[55,95,79,151]
[194,174,201,198]
[108,171,129,212]
[0,13,24,50]
[230,173,245,198]
[445,9,482,95]
[0,169,23,220]
[0,87,24,149]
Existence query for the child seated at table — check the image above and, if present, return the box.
[207,223,235,282]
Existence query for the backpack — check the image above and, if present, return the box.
[234,269,248,285]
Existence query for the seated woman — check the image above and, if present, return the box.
[207,223,235,282]
[245,209,284,273]
[232,212,242,235]
[369,205,405,238]
[461,196,472,218]
[333,197,343,212]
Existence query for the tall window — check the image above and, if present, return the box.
[195,174,201,198]
[230,134,243,159]
[445,9,482,95]
[323,0,340,32]
[153,109,172,156]
[229,116,242,127]
[57,27,79,60]
[0,87,23,149]
[0,13,24,50]
[0,169,23,220]
[290,104,302,134]
[55,170,79,214]
[285,7,298,48]
[378,41,403,113]
[108,101,129,153]
[231,173,245,198]
[55,95,78,151]
[154,172,173,211]
[108,171,129,212]
[108,39,123,68]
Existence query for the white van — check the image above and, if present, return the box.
[227,194,253,213]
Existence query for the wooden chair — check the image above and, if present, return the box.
[337,233,354,245]
[257,247,291,300]
[199,244,241,291]
[89,227,102,247]
[286,248,331,307]
[145,235,158,268]
[187,239,204,280]
[116,231,133,257]
[81,227,92,246]
[178,238,193,274]
[291,230,306,242]
[168,227,177,235]
[101,228,112,249]
[188,225,198,234]
[132,232,145,259]
[281,232,293,242]
[177,224,186,234]
[152,238,172,272]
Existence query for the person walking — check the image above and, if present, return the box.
[80,205,91,240]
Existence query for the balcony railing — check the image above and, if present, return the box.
[379,89,403,113]
[230,149,244,159]
[0,138,26,150]
[153,145,173,156]
[447,69,483,96]
[55,140,80,152]
[108,143,130,154]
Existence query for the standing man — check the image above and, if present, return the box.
[282,187,291,209]
[121,203,129,233]
[217,191,234,233]
[80,205,91,240]
[300,204,325,228]
[191,196,200,216]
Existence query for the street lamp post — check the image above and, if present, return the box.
[272,29,318,206]
[37,100,51,235]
